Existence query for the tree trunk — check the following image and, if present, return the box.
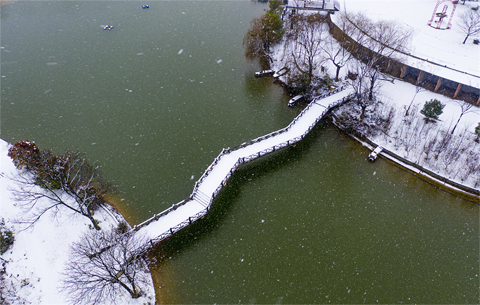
[360,104,366,121]
[335,65,341,82]
[368,73,376,101]
[88,215,101,230]
[368,80,375,101]
[450,115,463,134]
[118,280,138,298]
[463,34,469,44]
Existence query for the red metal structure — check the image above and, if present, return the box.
[427,0,458,29]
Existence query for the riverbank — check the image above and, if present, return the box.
[268,2,479,203]
[272,71,479,202]
[329,114,480,203]
[0,139,155,304]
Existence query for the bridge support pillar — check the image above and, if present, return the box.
[434,77,443,93]
[416,71,425,85]
[453,84,462,99]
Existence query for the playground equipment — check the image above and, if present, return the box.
[427,0,458,29]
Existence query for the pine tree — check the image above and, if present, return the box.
[420,99,445,122]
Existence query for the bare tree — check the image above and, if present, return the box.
[8,142,113,230]
[321,13,358,81]
[289,13,328,80]
[345,14,412,118]
[347,60,380,120]
[450,100,478,134]
[321,34,353,81]
[457,9,480,44]
[405,85,427,116]
[61,229,150,305]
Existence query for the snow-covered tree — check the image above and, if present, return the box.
[9,142,113,230]
[61,229,150,305]
[420,99,445,122]
[289,13,328,80]
[457,9,480,44]
[475,122,480,142]
[243,6,284,59]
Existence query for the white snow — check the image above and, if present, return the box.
[137,88,354,242]
[0,140,155,304]
[2,1,479,303]
[334,0,480,86]
[274,0,480,190]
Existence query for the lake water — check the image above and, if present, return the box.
[1,1,478,303]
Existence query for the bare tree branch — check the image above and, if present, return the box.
[61,229,150,305]
[457,9,480,44]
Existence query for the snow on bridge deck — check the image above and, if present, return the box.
[135,88,354,247]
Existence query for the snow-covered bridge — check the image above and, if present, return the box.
[134,88,354,248]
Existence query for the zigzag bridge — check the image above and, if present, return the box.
[133,88,355,249]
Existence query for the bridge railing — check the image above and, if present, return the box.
[134,91,354,235]
[146,207,210,248]
[205,93,356,206]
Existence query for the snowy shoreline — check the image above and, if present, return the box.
[330,116,480,203]
[0,139,155,304]
[270,71,480,202]
[269,0,479,202]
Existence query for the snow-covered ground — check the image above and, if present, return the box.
[337,0,480,86]
[286,0,480,85]
[273,0,480,192]
[339,80,480,189]
[1,1,479,303]
[0,140,155,304]
[279,0,480,133]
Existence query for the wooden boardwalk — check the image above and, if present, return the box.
[134,88,354,248]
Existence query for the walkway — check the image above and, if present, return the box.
[134,88,355,248]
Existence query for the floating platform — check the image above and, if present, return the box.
[255,70,275,77]
[288,95,304,107]
[368,146,383,161]
[273,66,290,78]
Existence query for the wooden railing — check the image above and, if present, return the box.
[134,90,354,247]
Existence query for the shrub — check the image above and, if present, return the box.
[7,141,41,170]
[0,219,14,255]
[243,9,284,58]
[116,221,130,234]
[420,99,445,122]
[268,0,282,13]
[475,122,480,142]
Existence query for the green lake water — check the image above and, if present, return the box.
[1,1,478,303]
